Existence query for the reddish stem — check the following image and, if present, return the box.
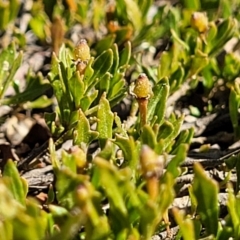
[137,98,148,128]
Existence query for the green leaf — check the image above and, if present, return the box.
[2,75,50,106]
[180,0,200,10]
[229,83,240,139]
[219,0,232,18]
[161,114,184,151]
[139,172,175,238]
[138,199,160,238]
[124,0,142,32]
[86,49,113,92]
[58,61,72,102]
[0,180,22,220]
[169,65,185,92]
[73,109,99,147]
[47,185,55,204]
[201,59,217,89]
[173,208,195,240]
[0,43,15,85]
[119,41,131,69]
[69,110,79,127]
[94,157,128,215]
[171,127,194,154]
[83,57,94,83]
[193,163,219,236]
[93,157,137,233]
[48,52,59,81]
[29,13,48,40]
[188,53,209,78]
[47,214,83,240]
[69,71,85,108]
[49,138,61,170]
[157,120,174,140]
[141,125,157,149]
[62,150,77,173]
[114,113,127,137]
[94,35,116,56]
[188,184,197,215]
[12,200,48,240]
[0,0,20,30]
[137,0,153,20]
[206,22,218,43]
[217,226,234,240]
[97,140,115,161]
[0,220,13,240]
[98,72,111,96]
[97,93,114,147]
[226,184,240,239]
[171,29,189,51]
[22,95,52,109]
[0,2,10,30]
[49,204,68,217]
[166,144,188,178]
[147,77,170,125]
[0,51,23,99]
[44,112,57,131]
[1,83,51,105]
[208,18,238,56]
[114,134,140,171]
[9,0,20,22]
[109,89,127,108]
[110,44,119,75]
[222,53,240,80]
[55,167,86,209]
[81,89,98,112]
[158,52,172,79]
[108,72,126,101]
[58,44,73,72]
[3,160,26,206]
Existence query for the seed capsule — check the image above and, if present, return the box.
[190,12,208,33]
[140,145,164,179]
[74,39,91,62]
[51,16,64,56]
[132,73,151,99]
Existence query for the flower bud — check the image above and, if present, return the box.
[140,145,164,179]
[74,39,91,62]
[190,12,208,33]
[132,73,151,99]
[69,145,87,171]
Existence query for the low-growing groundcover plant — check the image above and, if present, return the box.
[1,0,240,239]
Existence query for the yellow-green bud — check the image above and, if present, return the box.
[190,12,208,33]
[133,73,151,99]
[74,39,91,62]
